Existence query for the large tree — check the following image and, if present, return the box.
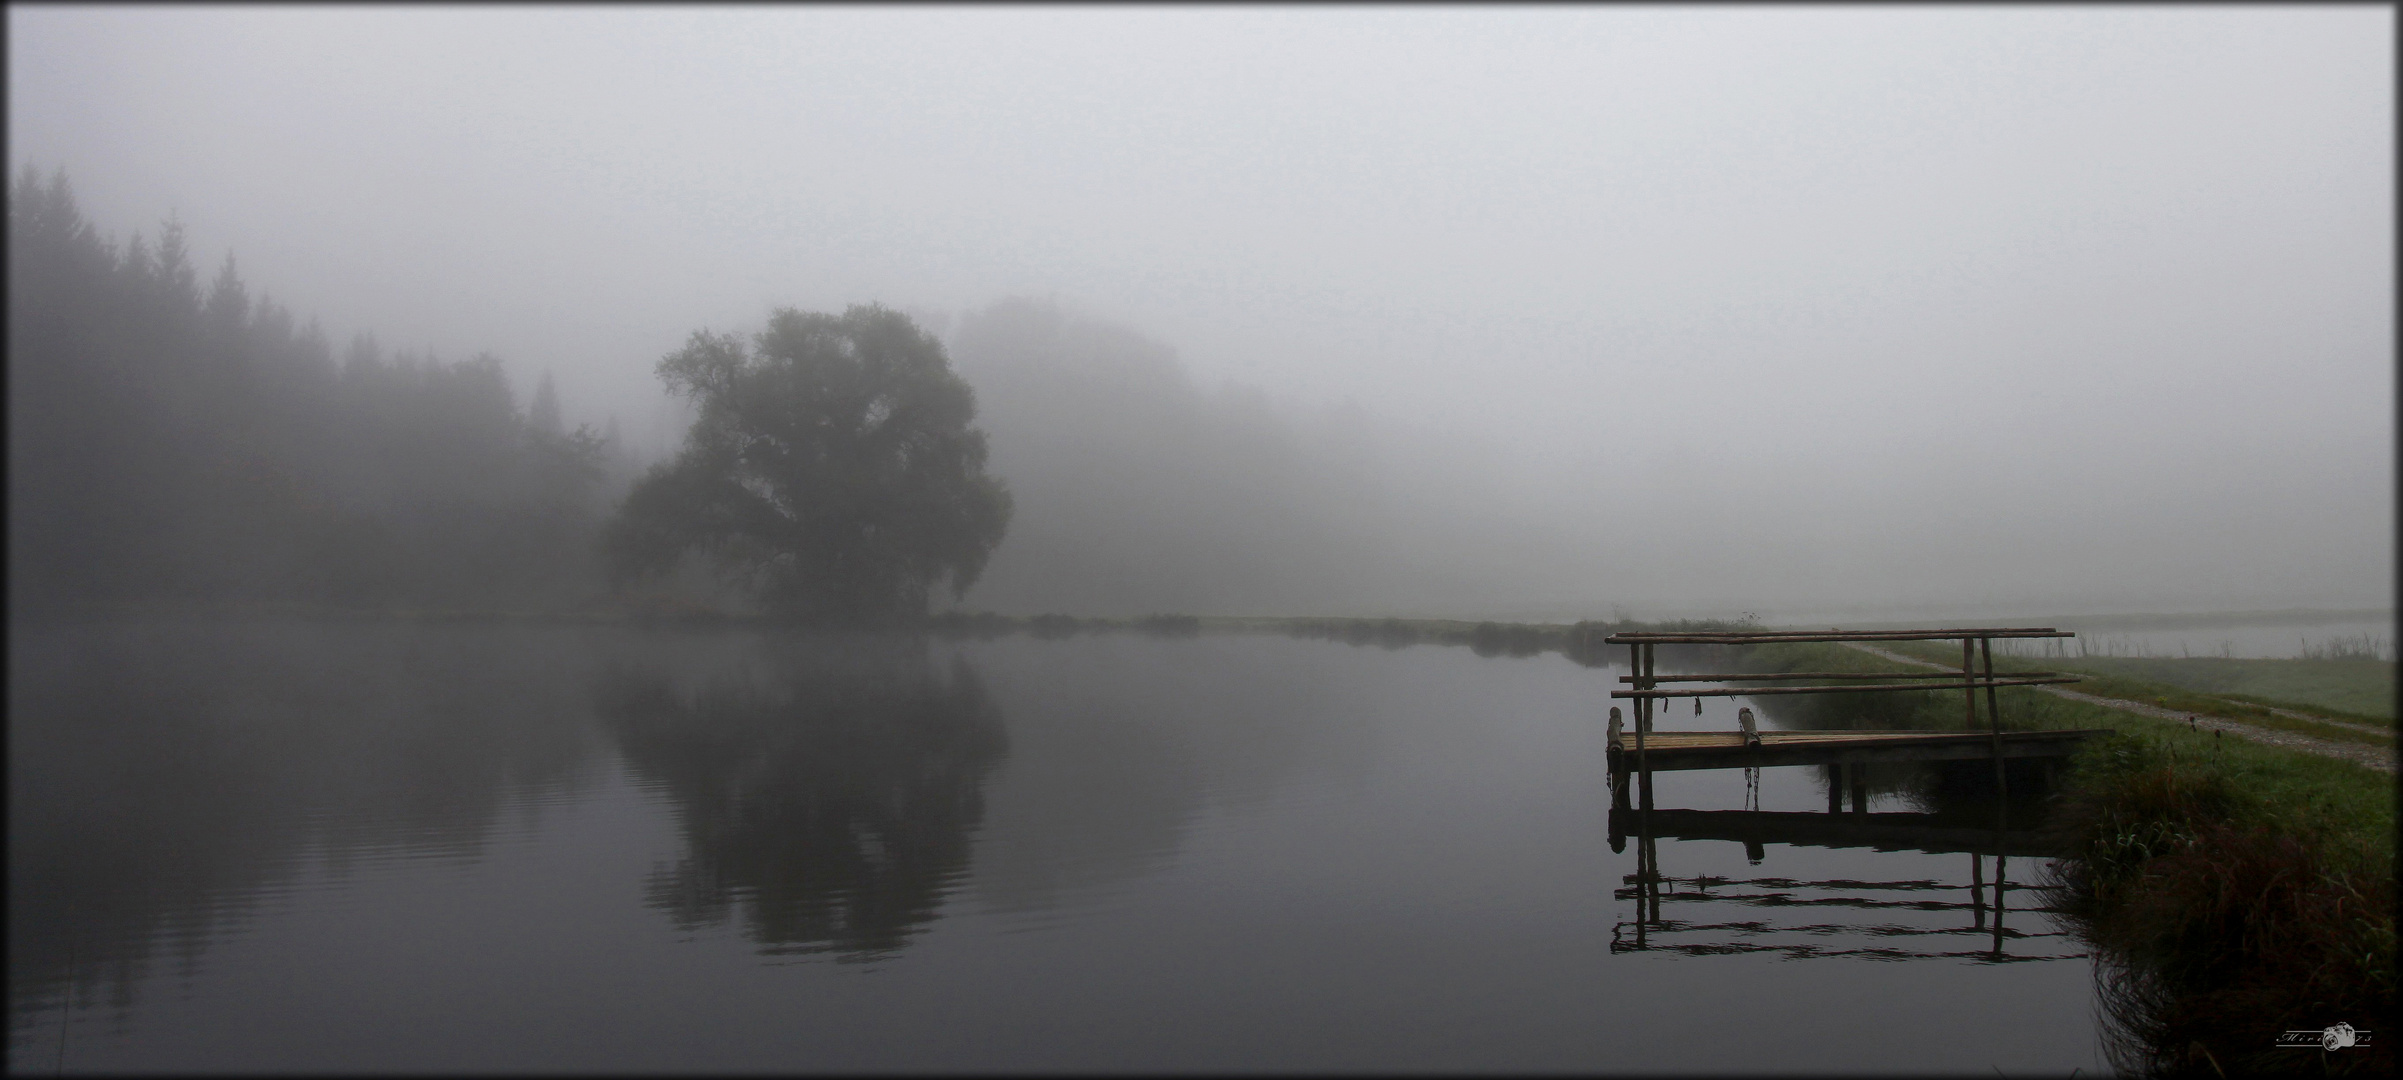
[605,305,1012,624]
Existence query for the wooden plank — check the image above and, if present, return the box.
[1603,729,2112,773]
[1636,728,2098,743]
[1607,729,2103,751]
[1626,671,2071,683]
[1603,628,2070,644]
[1615,732,1964,748]
[1610,675,2082,698]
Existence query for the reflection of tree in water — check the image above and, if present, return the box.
[598,636,1006,962]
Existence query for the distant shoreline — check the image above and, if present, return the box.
[12,602,2392,633]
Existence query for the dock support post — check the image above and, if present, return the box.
[1962,637,1979,730]
[1991,854,2007,957]
[1970,852,1986,930]
[1982,636,2007,797]
[1639,643,1655,735]
[1990,803,2009,957]
[1607,707,1629,811]
[1827,764,1844,814]
[1635,810,1656,947]
[1633,642,1651,812]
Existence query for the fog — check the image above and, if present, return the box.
[8,6,2392,621]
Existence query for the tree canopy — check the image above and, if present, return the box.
[605,305,1012,625]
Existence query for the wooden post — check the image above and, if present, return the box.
[1982,636,2007,797]
[1641,643,1656,734]
[1631,643,1649,810]
[1970,852,1986,930]
[1607,707,1630,812]
[1991,853,2007,957]
[1991,803,2008,956]
[1636,814,1656,946]
[1634,827,1653,923]
[1827,764,1844,814]
[1962,637,1979,730]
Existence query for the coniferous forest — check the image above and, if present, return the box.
[9,168,617,616]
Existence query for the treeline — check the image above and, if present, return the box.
[910,611,1756,663]
[8,169,618,614]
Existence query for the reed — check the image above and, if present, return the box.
[2299,633,2395,663]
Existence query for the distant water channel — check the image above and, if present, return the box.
[1993,614,2395,661]
[9,619,2103,1073]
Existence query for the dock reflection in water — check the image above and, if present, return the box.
[1609,780,2083,963]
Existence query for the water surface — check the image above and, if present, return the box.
[8,619,2102,1073]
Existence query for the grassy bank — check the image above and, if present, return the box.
[2038,654,2393,722]
[1879,639,2396,748]
[2050,730,2394,1076]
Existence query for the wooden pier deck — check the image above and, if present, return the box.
[1605,728,2111,774]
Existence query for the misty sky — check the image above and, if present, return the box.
[8,6,2393,619]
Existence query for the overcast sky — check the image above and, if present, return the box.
[9,6,2393,619]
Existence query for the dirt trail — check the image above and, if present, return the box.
[1844,643,2396,775]
[2252,705,2391,738]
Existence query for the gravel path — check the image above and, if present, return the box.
[2254,705,2392,738]
[1843,643,2396,774]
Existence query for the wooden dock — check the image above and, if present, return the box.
[1595,628,2104,963]
[1596,626,2110,807]
[1604,728,2111,774]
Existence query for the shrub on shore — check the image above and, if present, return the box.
[2045,734,2394,1077]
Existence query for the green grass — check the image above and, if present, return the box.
[1874,639,2396,748]
[2037,655,2394,722]
[2043,724,2395,1076]
[1708,639,2392,847]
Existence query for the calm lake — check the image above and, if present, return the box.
[9,619,2104,1073]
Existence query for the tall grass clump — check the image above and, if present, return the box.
[2299,634,2395,663]
[2045,732,2395,1076]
